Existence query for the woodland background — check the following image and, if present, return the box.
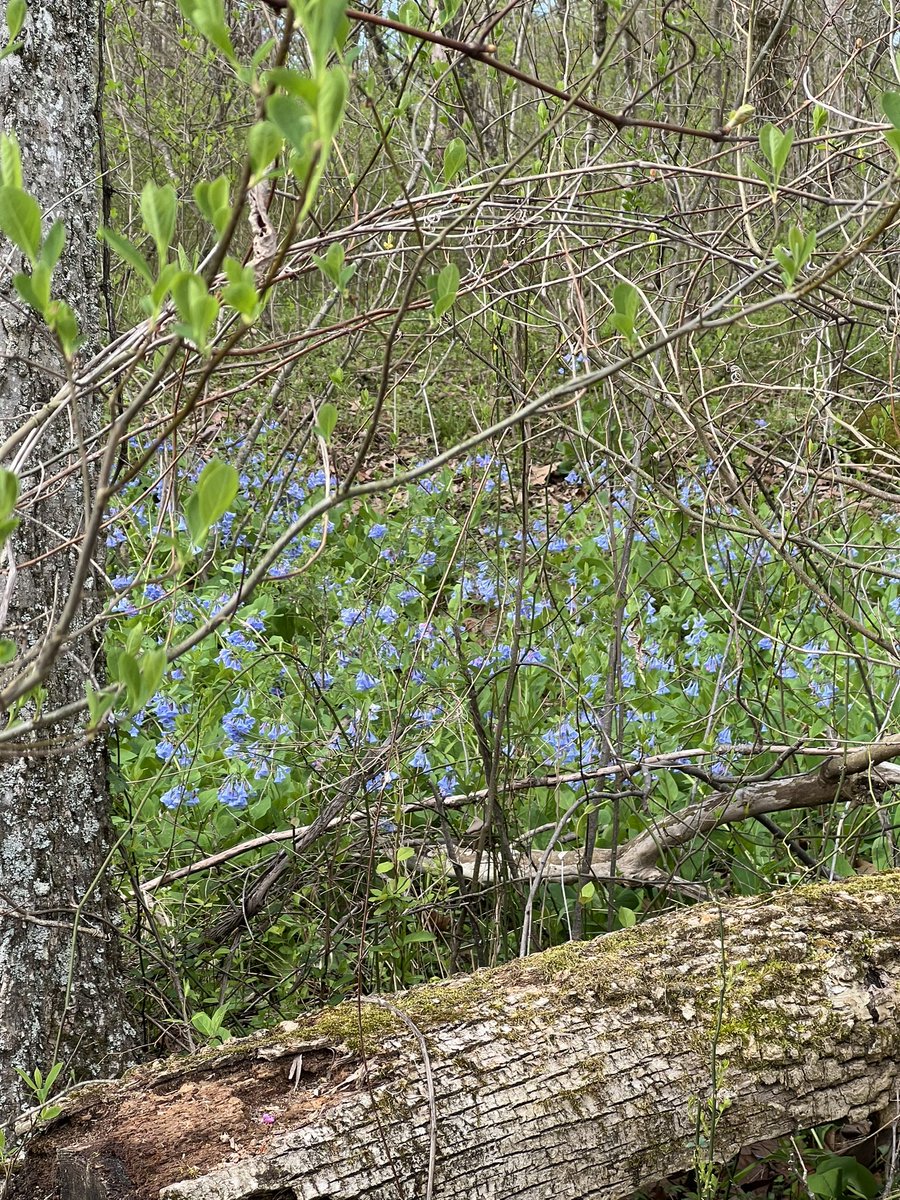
[4,0,900,1191]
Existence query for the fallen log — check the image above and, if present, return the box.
[15,872,900,1199]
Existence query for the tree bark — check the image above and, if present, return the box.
[0,0,132,1126]
[16,873,900,1199]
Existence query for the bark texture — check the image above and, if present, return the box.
[0,0,131,1126]
[17,873,900,1200]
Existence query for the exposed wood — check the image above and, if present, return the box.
[15,873,900,1199]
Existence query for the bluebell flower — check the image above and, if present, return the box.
[684,679,700,698]
[356,670,378,692]
[145,583,165,602]
[222,703,255,742]
[314,670,334,690]
[219,776,251,808]
[155,739,177,762]
[227,630,257,651]
[159,784,199,810]
[565,469,582,485]
[418,551,437,569]
[111,575,133,592]
[217,647,243,670]
[409,747,431,771]
[245,611,267,632]
[151,694,180,733]
[341,607,365,629]
[376,605,399,625]
[368,523,388,540]
[399,587,419,604]
[366,770,398,793]
[272,764,290,783]
[758,636,774,650]
[438,770,457,797]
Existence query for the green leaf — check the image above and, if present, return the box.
[0,133,21,188]
[295,0,347,70]
[0,468,19,519]
[171,271,219,352]
[316,401,338,441]
[138,646,167,708]
[85,683,115,728]
[758,123,793,180]
[886,128,900,166]
[617,905,637,927]
[117,651,143,711]
[427,262,459,320]
[312,241,344,286]
[5,0,25,42]
[100,227,153,284]
[47,299,80,358]
[579,881,595,904]
[0,638,16,665]
[13,263,50,313]
[248,121,283,180]
[178,0,236,62]
[443,137,466,182]
[883,91,900,129]
[194,175,231,236]
[317,67,348,143]
[40,220,65,272]
[140,181,177,267]
[0,185,41,264]
[267,94,311,153]
[185,459,238,547]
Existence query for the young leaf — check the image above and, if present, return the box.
[194,176,231,236]
[248,121,283,180]
[40,220,65,272]
[0,185,41,264]
[100,227,153,284]
[5,0,25,40]
[883,91,900,129]
[316,401,338,441]
[428,263,459,320]
[443,137,466,182]
[0,132,21,188]
[0,468,19,519]
[0,638,16,665]
[140,181,177,266]
[185,459,239,547]
[267,94,310,153]
[317,67,348,143]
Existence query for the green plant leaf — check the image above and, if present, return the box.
[248,121,283,180]
[40,220,65,272]
[5,0,25,42]
[0,638,16,665]
[140,181,177,267]
[443,137,466,182]
[0,185,41,264]
[316,401,338,441]
[193,175,231,236]
[317,67,348,143]
[267,94,311,153]
[185,459,239,547]
[0,469,19,520]
[0,132,21,188]
[100,227,153,284]
[883,91,900,129]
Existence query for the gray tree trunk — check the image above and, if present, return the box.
[17,874,900,1199]
[0,0,131,1127]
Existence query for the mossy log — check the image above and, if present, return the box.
[17,873,900,1200]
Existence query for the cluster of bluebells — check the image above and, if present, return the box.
[110,438,895,827]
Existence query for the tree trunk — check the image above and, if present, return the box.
[17,873,900,1199]
[0,0,132,1126]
